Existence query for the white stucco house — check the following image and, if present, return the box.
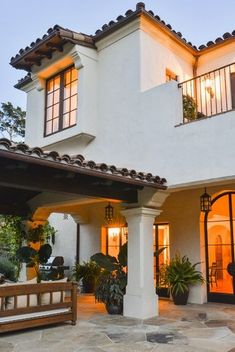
[7,2,235,318]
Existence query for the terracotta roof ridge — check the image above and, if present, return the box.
[93,2,198,52]
[0,138,167,188]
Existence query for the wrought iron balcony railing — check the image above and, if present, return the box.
[178,62,235,123]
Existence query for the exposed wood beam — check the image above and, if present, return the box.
[35,50,52,59]
[0,164,139,203]
[46,42,64,52]
[24,57,41,66]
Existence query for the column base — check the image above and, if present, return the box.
[123,291,159,319]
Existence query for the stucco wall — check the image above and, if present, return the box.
[48,213,77,271]
[23,24,235,190]
[197,42,235,75]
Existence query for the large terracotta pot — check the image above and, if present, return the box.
[171,290,189,305]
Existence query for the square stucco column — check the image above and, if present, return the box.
[121,207,161,319]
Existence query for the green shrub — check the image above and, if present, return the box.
[0,255,17,282]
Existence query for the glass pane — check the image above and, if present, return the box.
[70,110,77,125]
[64,84,71,99]
[155,224,170,289]
[46,121,52,135]
[71,95,77,110]
[232,194,235,219]
[71,68,77,82]
[108,246,119,258]
[53,103,59,118]
[47,93,53,107]
[46,107,52,120]
[63,99,70,113]
[108,228,120,246]
[53,118,59,132]
[64,70,71,85]
[54,76,60,90]
[208,194,230,222]
[71,81,77,96]
[208,221,233,294]
[63,113,70,129]
[121,227,128,245]
[54,90,60,104]
[47,79,54,93]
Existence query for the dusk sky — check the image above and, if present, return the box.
[1,0,235,110]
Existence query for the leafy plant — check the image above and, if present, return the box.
[0,215,26,257]
[91,243,127,309]
[183,94,197,121]
[0,255,17,282]
[94,273,126,307]
[26,222,57,244]
[163,253,204,295]
[16,244,52,282]
[0,102,25,141]
[73,260,101,292]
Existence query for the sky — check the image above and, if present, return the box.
[1,0,235,110]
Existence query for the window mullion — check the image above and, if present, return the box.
[59,72,64,131]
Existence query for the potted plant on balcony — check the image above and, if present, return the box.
[163,253,204,305]
[72,260,101,293]
[91,243,127,314]
[183,94,197,121]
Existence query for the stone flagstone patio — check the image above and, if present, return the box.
[1,295,235,351]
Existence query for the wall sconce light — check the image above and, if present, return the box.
[205,76,214,98]
[200,188,212,212]
[105,202,114,224]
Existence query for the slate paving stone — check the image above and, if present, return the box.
[2,296,235,352]
[146,331,187,345]
[107,332,146,344]
[0,341,14,352]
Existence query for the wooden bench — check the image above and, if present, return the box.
[0,281,77,333]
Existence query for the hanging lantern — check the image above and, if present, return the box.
[200,188,212,212]
[105,202,114,223]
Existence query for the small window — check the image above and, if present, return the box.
[45,66,78,136]
[166,69,178,82]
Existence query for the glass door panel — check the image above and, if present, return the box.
[206,192,235,302]
[207,194,230,222]
[208,221,233,294]
[154,224,170,296]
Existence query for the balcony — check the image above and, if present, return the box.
[178,62,235,124]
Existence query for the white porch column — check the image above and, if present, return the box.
[121,207,161,319]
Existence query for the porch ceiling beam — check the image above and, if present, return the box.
[0,165,139,203]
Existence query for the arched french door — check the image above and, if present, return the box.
[205,191,235,303]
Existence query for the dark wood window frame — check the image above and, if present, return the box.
[44,65,78,137]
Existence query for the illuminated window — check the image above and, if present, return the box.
[45,66,78,136]
[166,69,178,82]
[102,227,128,257]
[154,224,170,296]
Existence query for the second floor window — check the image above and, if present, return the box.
[45,66,78,136]
[166,69,178,82]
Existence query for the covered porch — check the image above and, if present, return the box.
[0,138,167,320]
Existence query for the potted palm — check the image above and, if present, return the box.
[72,260,101,293]
[163,253,204,305]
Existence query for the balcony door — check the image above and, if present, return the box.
[205,192,235,303]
